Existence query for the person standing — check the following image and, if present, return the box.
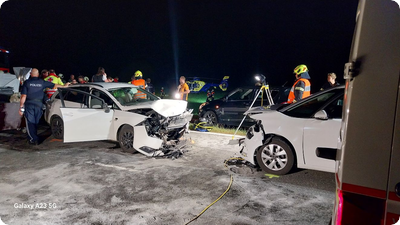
[41,69,49,79]
[287,64,311,103]
[68,74,75,82]
[146,78,155,94]
[78,76,86,84]
[130,70,146,99]
[92,67,107,82]
[129,71,145,87]
[320,73,340,91]
[44,69,64,98]
[19,68,69,145]
[178,76,190,101]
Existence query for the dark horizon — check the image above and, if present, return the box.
[0,0,359,92]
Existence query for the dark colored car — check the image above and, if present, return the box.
[199,86,290,127]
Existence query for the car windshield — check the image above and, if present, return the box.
[107,87,159,106]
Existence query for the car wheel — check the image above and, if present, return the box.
[50,116,64,139]
[118,125,137,153]
[256,138,295,175]
[203,111,218,125]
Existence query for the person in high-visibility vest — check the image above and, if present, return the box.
[44,69,64,98]
[130,70,146,99]
[287,64,311,103]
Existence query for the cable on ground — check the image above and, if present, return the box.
[183,157,245,225]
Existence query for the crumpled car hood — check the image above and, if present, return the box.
[122,99,188,117]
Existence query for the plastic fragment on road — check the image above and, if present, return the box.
[265,173,280,179]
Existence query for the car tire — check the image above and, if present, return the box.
[50,116,64,139]
[118,125,137,153]
[203,111,218,125]
[256,138,295,175]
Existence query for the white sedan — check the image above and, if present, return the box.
[240,85,344,175]
[45,83,192,156]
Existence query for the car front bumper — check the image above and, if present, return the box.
[240,124,265,166]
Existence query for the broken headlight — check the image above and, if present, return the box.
[246,126,254,139]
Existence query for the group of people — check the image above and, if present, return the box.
[91,67,119,83]
[287,64,340,104]
[91,67,156,95]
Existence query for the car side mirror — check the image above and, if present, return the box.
[103,103,110,113]
[314,110,328,120]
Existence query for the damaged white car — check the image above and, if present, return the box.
[45,83,193,156]
[239,85,344,175]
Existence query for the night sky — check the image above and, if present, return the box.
[0,0,359,93]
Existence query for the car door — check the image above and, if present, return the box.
[59,89,114,143]
[221,88,260,124]
[302,92,344,172]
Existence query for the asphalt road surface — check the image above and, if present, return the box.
[0,126,335,225]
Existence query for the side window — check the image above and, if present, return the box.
[227,89,243,101]
[282,91,339,118]
[241,89,253,100]
[323,94,344,119]
[90,90,117,109]
[64,91,86,105]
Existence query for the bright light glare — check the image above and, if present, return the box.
[255,76,261,81]
[174,93,181,99]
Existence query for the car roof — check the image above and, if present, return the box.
[70,82,138,90]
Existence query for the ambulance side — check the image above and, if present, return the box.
[330,0,400,224]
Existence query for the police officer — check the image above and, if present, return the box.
[19,68,69,145]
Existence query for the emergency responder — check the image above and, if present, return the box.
[287,64,311,103]
[44,70,64,98]
[320,72,340,91]
[178,76,190,101]
[130,70,146,99]
[19,68,69,145]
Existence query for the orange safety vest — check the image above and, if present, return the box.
[287,78,311,103]
[131,79,146,99]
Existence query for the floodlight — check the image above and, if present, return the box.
[254,74,266,84]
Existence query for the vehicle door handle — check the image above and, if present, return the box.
[396,182,400,198]
[115,118,118,121]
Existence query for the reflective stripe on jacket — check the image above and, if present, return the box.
[287,78,311,103]
[132,79,146,99]
[44,74,63,98]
